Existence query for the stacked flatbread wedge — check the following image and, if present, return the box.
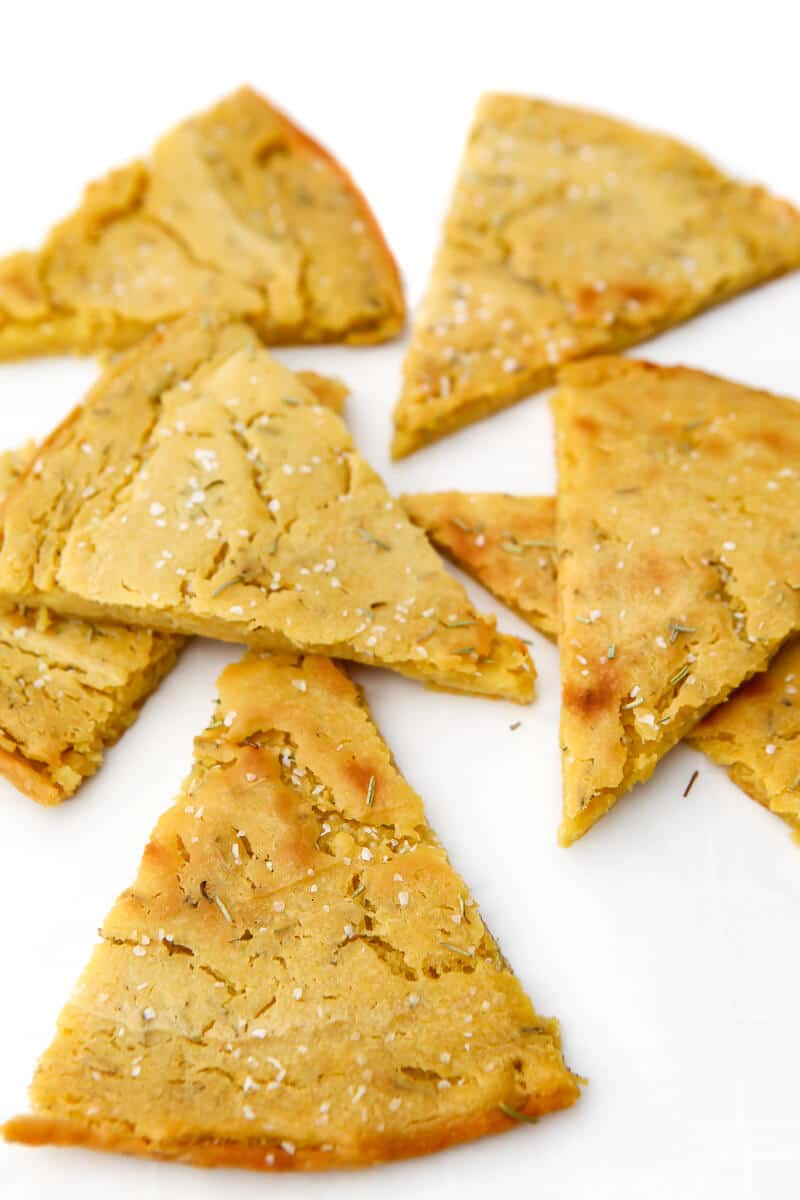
[402,491,559,640]
[0,312,534,704]
[0,371,346,805]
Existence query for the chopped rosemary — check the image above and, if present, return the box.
[452,646,476,655]
[575,615,591,624]
[669,664,690,686]
[509,721,521,731]
[358,528,391,551]
[444,619,477,628]
[501,540,524,555]
[215,895,233,923]
[521,538,556,549]
[450,517,474,533]
[352,883,366,898]
[499,1102,538,1124]
[416,626,437,643]
[212,574,245,597]
[621,696,644,710]
[439,941,475,958]
[668,621,696,644]
[366,776,376,807]
[282,395,303,406]
[683,769,699,798]
[607,644,616,659]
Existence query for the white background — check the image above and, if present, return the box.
[1,2,799,1197]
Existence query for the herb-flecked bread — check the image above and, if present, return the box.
[404,488,800,842]
[686,640,800,840]
[0,605,182,806]
[0,444,182,803]
[0,372,345,805]
[3,653,580,1169]
[0,88,404,360]
[555,357,800,844]
[0,313,534,703]
[401,492,558,639]
[392,93,800,457]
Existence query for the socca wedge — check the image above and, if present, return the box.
[0,87,404,360]
[393,93,800,457]
[4,652,580,1169]
[554,357,800,844]
[0,313,534,703]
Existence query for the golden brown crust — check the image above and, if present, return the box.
[392,93,800,457]
[4,1083,577,1170]
[0,744,61,805]
[0,313,534,703]
[245,89,405,346]
[555,357,800,844]
[0,87,404,360]
[4,652,579,1169]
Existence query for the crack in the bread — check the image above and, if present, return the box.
[704,558,758,648]
[349,936,418,981]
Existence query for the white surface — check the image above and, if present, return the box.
[1,2,799,1198]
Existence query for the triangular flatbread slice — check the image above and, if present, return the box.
[687,641,800,841]
[404,488,800,841]
[402,492,558,638]
[555,357,800,844]
[0,87,404,360]
[0,313,534,702]
[0,372,344,805]
[4,652,580,1169]
[392,93,800,458]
